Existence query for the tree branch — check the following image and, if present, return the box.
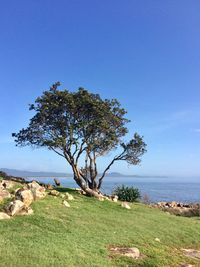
[97,150,125,190]
[75,141,86,164]
[50,147,65,158]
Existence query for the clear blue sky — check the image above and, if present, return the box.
[0,0,200,177]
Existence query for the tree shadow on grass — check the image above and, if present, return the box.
[54,187,77,193]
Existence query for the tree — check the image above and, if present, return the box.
[12,82,147,197]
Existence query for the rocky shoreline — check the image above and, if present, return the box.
[1,172,200,218]
[152,201,200,217]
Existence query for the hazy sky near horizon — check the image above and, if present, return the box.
[0,1,200,177]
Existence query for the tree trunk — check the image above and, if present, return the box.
[75,176,101,198]
[70,163,102,198]
[84,186,101,198]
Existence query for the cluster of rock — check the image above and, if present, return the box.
[49,190,75,207]
[152,201,200,217]
[1,176,132,221]
[74,189,132,208]
[0,180,46,220]
[100,194,132,209]
[98,194,118,202]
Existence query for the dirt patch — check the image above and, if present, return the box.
[109,246,144,259]
[181,248,200,260]
[179,264,195,267]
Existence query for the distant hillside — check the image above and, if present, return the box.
[0,168,167,178]
[0,168,72,178]
[1,169,129,178]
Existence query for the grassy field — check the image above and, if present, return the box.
[0,187,200,267]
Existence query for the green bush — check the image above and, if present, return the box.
[113,184,141,202]
[0,171,7,179]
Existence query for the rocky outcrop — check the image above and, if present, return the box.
[152,202,200,217]
[1,181,46,218]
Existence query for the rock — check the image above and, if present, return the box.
[27,181,42,190]
[54,178,60,186]
[65,193,74,200]
[170,201,177,208]
[111,195,118,202]
[98,196,104,201]
[180,264,195,267]
[1,180,16,189]
[18,207,34,216]
[153,201,200,217]
[27,181,46,200]
[49,190,60,196]
[0,212,11,220]
[157,202,167,207]
[63,200,70,207]
[177,203,184,208]
[6,200,25,216]
[32,188,46,200]
[0,189,11,202]
[0,183,4,190]
[15,189,34,207]
[46,184,54,190]
[109,246,141,259]
[121,202,131,209]
[15,188,21,194]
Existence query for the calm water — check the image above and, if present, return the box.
[26,176,200,203]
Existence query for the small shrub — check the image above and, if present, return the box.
[113,184,141,202]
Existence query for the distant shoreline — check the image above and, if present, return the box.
[1,168,168,179]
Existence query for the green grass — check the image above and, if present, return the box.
[0,188,200,267]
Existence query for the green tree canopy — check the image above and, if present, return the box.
[13,83,147,197]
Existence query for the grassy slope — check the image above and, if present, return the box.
[0,188,200,267]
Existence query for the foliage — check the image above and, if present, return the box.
[0,190,199,267]
[13,83,147,195]
[0,171,7,178]
[113,184,141,202]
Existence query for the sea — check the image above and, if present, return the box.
[25,176,200,203]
